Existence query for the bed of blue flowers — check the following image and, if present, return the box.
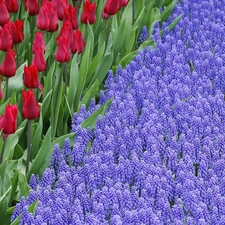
[11,0,225,224]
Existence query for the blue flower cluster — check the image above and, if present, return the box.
[12,0,225,224]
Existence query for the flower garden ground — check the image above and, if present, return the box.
[11,0,225,224]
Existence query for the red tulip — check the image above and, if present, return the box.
[121,0,129,7]
[9,20,24,44]
[36,2,50,31]
[47,2,58,32]
[23,65,40,89]
[32,47,46,72]
[55,36,70,63]
[58,21,73,47]
[101,10,109,20]
[0,104,18,135]
[81,0,96,24]
[5,0,19,13]
[63,4,78,30]
[0,23,13,51]
[55,0,68,21]
[0,49,16,77]
[0,0,10,26]
[24,0,39,16]
[71,29,85,54]
[22,90,40,120]
[103,0,120,16]
[32,32,45,54]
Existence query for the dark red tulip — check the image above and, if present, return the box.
[22,90,40,120]
[103,0,120,16]
[55,36,70,63]
[120,0,129,7]
[64,4,78,30]
[36,2,50,31]
[0,0,10,26]
[24,0,39,16]
[81,0,96,24]
[71,29,85,54]
[32,47,46,72]
[101,10,109,20]
[58,21,73,47]
[0,49,16,77]
[32,32,45,54]
[23,65,39,89]
[0,23,13,51]
[47,2,58,32]
[9,20,24,44]
[0,104,18,135]
[55,0,68,21]
[5,0,19,13]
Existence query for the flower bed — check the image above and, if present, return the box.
[12,0,225,224]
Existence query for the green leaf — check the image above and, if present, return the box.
[86,42,105,85]
[81,98,113,129]
[79,79,99,110]
[26,127,51,181]
[18,171,30,198]
[8,170,18,206]
[8,62,27,96]
[38,133,75,176]
[155,0,165,8]
[74,41,91,111]
[41,89,52,120]
[43,61,55,99]
[68,54,79,108]
[160,0,178,23]
[168,14,183,31]
[86,23,94,60]
[0,186,11,203]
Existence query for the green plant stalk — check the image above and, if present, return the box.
[26,120,32,174]
[63,63,68,97]
[52,63,66,139]
[132,0,135,24]
[106,16,111,49]
[0,135,8,165]
[5,78,9,101]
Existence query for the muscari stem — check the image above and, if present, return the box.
[26,120,32,174]
[0,135,8,165]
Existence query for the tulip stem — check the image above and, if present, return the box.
[26,120,32,174]
[5,78,9,101]
[106,17,111,49]
[0,135,8,165]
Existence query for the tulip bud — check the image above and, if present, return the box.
[23,65,40,89]
[103,0,120,16]
[121,0,129,7]
[24,0,39,16]
[0,0,10,26]
[47,3,58,32]
[55,36,71,63]
[58,21,73,47]
[71,29,85,54]
[0,49,16,77]
[22,90,40,120]
[64,4,78,30]
[36,2,50,31]
[0,23,13,51]
[56,0,68,21]
[81,0,96,24]
[5,0,19,13]
[32,47,46,72]
[9,20,24,44]
[0,104,18,135]
[32,32,45,54]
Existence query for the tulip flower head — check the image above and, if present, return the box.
[23,65,40,89]
[0,49,16,77]
[0,104,18,135]
[22,90,40,120]
[0,0,10,26]
[32,47,46,72]
[24,0,39,16]
[103,0,120,16]
[81,0,96,24]
[32,32,45,54]
[9,20,24,44]
[0,23,13,51]
[71,29,85,54]
[55,35,71,63]
[5,0,19,13]
[63,4,78,30]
